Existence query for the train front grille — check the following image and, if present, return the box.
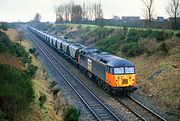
[122,79,128,85]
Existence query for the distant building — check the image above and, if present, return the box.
[113,16,120,21]
[122,16,140,21]
[157,17,164,22]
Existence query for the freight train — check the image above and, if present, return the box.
[28,26,137,94]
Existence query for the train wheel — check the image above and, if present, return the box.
[87,72,93,79]
[97,79,102,87]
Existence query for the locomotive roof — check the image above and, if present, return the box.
[69,43,85,49]
[81,48,134,67]
[29,26,134,67]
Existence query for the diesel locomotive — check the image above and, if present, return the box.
[28,26,137,94]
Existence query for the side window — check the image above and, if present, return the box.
[110,67,113,74]
[106,66,108,71]
[106,66,111,73]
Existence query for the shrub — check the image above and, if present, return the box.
[126,29,140,43]
[64,106,80,121]
[29,48,36,55]
[0,109,6,121]
[39,93,47,108]
[0,64,34,120]
[175,32,180,38]
[25,64,38,79]
[0,31,11,46]
[122,42,142,57]
[0,32,32,64]
[0,22,8,31]
[154,30,173,42]
[95,32,125,54]
[0,42,8,53]
[139,38,158,55]
[156,41,169,54]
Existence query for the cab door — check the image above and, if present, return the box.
[106,66,116,87]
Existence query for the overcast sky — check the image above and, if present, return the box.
[0,0,170,22]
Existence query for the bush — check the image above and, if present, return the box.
[39,93,47,108]
[126,29,140,43]
[139,38,158,55]
[25,64,38,79]
[156,41,169,54]
[154,30,173,42]
[0,64,34,120]
[122,42,142,57]
[0,42,8,53]
[95,33,125,54]
[0,109,6,121]
[0,31,11,46]
[175,32,180,38]
[0,22,8,31]
[0,31,32,64]
[64,106,80,121]
[10,43,32,64]
[29,48,36,55]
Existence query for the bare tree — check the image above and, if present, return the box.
[55,1,103,22]
[34,13,41,22]
[71,5,82,23]
[88,3,93,21]
[55,5,65,22]
[82,3,87,20]
[141,0,156,28]
[96,3,103,19]
[167,0,180,30]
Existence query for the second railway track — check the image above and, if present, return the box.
[117,95,167,121]
[28,31,122,121]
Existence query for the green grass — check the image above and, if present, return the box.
[55,23,179,32]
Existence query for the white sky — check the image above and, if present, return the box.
[0,0,169,22]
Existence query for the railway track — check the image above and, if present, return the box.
[117,96,167,121]
[27,31,122,121]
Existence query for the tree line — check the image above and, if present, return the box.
[141,0,179,30]
[33,0,179,30]
[55,1,103,23]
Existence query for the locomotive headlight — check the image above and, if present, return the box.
[131,76,134,79]
[116,80,118,86]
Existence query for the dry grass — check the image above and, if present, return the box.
[3,29,20,43]
[0,53,24,70]
[131,38,180,111]
[21,38,62,121]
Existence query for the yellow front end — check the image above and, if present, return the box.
[115,74,136,87]
[106,72,136,88]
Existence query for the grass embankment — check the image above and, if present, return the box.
[0,28,62,121]
[4,28,80,121]
[94,28,180,111]
[39,23,180,115]
[0,29,37,121]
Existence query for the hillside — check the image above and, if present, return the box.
[36,23,180,118]
[0,28,63,121]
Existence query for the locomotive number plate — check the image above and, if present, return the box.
[122,79,128,84]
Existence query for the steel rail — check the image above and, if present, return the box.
[28,31,122,121]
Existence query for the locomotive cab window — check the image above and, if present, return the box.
[106,66,113,74]
[125,67,135,74]
[114,67,124,74]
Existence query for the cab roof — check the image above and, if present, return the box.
[80,47,134,67]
